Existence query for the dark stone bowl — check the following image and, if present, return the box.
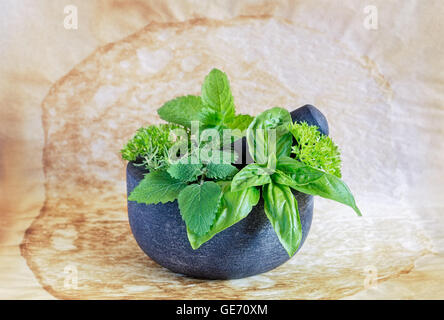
[290,104,329,136]
[127,162,313,280]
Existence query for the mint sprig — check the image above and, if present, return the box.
[178,181,222,236]
[128,170,187,204]
[157,95,204,128]
[186,182,260,249]
[205,163,239,180]
[201,68,235,124]
[157,68,252,134]
[167,161,203,183]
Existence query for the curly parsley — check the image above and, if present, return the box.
[289,122,342,178]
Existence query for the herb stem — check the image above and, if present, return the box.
[199,169,207,184]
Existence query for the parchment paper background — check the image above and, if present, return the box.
[0,0,443,299]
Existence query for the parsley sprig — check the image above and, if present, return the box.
[290,122,342,178]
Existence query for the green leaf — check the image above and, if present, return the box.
[198,107,223,129]
[274,157,361,216]
[247,107,293,164]
[231,164,272,192]
[199,149,238,165]
[206,163,238,180]
[201,68,235,123]
[263,182,302,257]
[276,156,324,185]
[128,170,187,204]
[120,124,181,171]
[187,182,260,249]
[178,181,222,235]
[158,95,204,128]
[167,161,203,182]
[267,152,277,174]
[227,114,254,135]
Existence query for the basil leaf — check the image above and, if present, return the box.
[247,107,293,164]
[277,156,324,185]
[157,95,204,128]
[275,157,361,216]
[187,182,260,249]
[128,170,187,204]
[271,169,300,186]
[263,182,302,257]
[178,181,222,235]
[201,68,235,124]
[230,164,272,192]
[293,175,361,216]
[267,152,277,174]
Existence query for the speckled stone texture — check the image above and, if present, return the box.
[127,162,313,279]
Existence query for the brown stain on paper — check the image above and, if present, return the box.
[20,15,432,299]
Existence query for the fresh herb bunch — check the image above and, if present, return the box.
[121,124,183,171]
[123,68,361,256]
[290,122,342,177]
[126,69,258,249]
[231,107,361,256]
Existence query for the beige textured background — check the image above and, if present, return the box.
[0,0,443,299]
